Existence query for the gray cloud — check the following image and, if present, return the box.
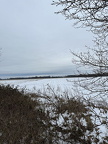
[0,0,94,76]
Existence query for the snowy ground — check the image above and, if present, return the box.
[0,78,73,93]
[1,78,108,102]
[0,78,108,143]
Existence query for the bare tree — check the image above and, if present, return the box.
[53,0,108,95]
[53,1,108,134]
[69,39,108,101]
[71,39,108,74]
[52,0,108,37]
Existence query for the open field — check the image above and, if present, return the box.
[0,78,73,93]
[0,77,108,100]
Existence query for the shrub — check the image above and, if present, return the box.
[0,85,49,144]
[0,84,108,143]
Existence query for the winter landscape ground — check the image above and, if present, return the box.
[0,78,108,143]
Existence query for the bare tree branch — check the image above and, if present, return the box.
[52,0,108,36]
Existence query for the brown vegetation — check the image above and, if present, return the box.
[0,85,108,143]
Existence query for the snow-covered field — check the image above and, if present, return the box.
[0,78,73,93]
[1,78,108,102]
[0,78,108,143]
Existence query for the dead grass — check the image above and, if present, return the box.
[0,85,49,144]
[0,84,108,143]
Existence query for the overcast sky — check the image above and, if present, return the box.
[0,0,94,76]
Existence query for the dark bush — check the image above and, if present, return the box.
[0,85,48,144]
[0,84,107,143]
